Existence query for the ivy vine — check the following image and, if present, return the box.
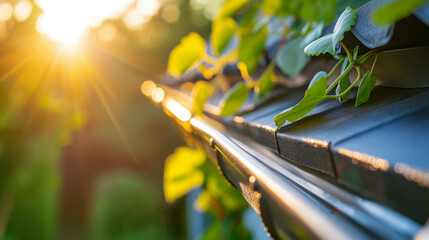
[167,0,425,125]
[163,0,427,238]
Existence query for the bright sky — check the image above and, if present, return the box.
[35,0,161,45]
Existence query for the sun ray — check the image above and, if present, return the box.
[90,42,160,81]
[16,47,60,141]
[83,50,119,102]
[0,54,33,83]
[88,70,140,165]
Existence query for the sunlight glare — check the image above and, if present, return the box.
[37,11,86,45]
[123,9,149,30]
[141,80,156,96]
[152,87,165,103]
[161,4,180,23]
[0,3,13,22]
[36,0,135,45]
[14,1,33,22]
[97,23,117,42]
[163,97,191,122]
[136,0,160,17]
[123,0,160,30]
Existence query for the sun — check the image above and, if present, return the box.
[37,13,86,46]
[35,0,162,46]
[34,0,137,46]
[35,0,87,46]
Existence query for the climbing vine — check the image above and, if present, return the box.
[164,0,428,238]
[167,0,426,122]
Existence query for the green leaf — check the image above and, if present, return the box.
[336,59,351,103]
[211,18,237,56]
[164,147,206,203]
[304,6,357,56]
[199,221,222,240]
[355,71,376,107]
[274,73,327,126]
[238,26,268,74]
[218,0,249,18]
[192,81,214,116]
[220,82,248,117]
[303,34,336,55]
[194,189,212,213]
[277,37,309,78]
[332,6,358,42]
[251,15,271,33]
[238,4,259,29]
[255,63,275,100]
[353,45,359,60]
[206,174,248,213]
[167,33,206,77]
[372,0,428,25]
[301,23,313,36]
[300,23,324,48]
[308,71,327,88]
[262,0,286,15]
[199,217,251,240]
[300,0,337,23]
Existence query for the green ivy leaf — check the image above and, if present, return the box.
[300,22,324,48]
[238,26,268,74]
[206,174,248,213]
[211,18,237,56]
[300,0,337,24]
[301,23,313,36]
[220,82,248,117]
[372,0,428,25]
[167,33,206,77]
[304,6,357,56]
[218,0,249,18]
[277,37,309,78]
[164,147,206,203]
[353,45,359,60]
[308,71,327,88]
[303,35,336,56]
[192,81,214,116]
[355,71,376,107]
[336,59,351,103]
[255,63,275,100]
[332,6,358,42]
[262,0,287,15]
[274,73,327,126]
[238,4,259,29]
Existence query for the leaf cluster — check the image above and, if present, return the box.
[166,0,424,123]
[163,146,251,239]
[275,7,379,129]
[167,0,347,117]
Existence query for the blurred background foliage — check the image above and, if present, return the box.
[3,0,422,239]
[0,0,227,239]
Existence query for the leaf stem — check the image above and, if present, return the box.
[246,81,257,89]
[357,49,376,65]
[202,53,218,65]
[327,57,345,78]
[370,53,378,75]
[246,58,277,89]
[325,62,354,94]
[326,66,362,98]
[340,41,353,64]
[353,45,359,60]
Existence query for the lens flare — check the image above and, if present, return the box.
[35,0,137,45]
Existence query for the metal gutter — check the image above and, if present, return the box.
[190,116,420,239]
